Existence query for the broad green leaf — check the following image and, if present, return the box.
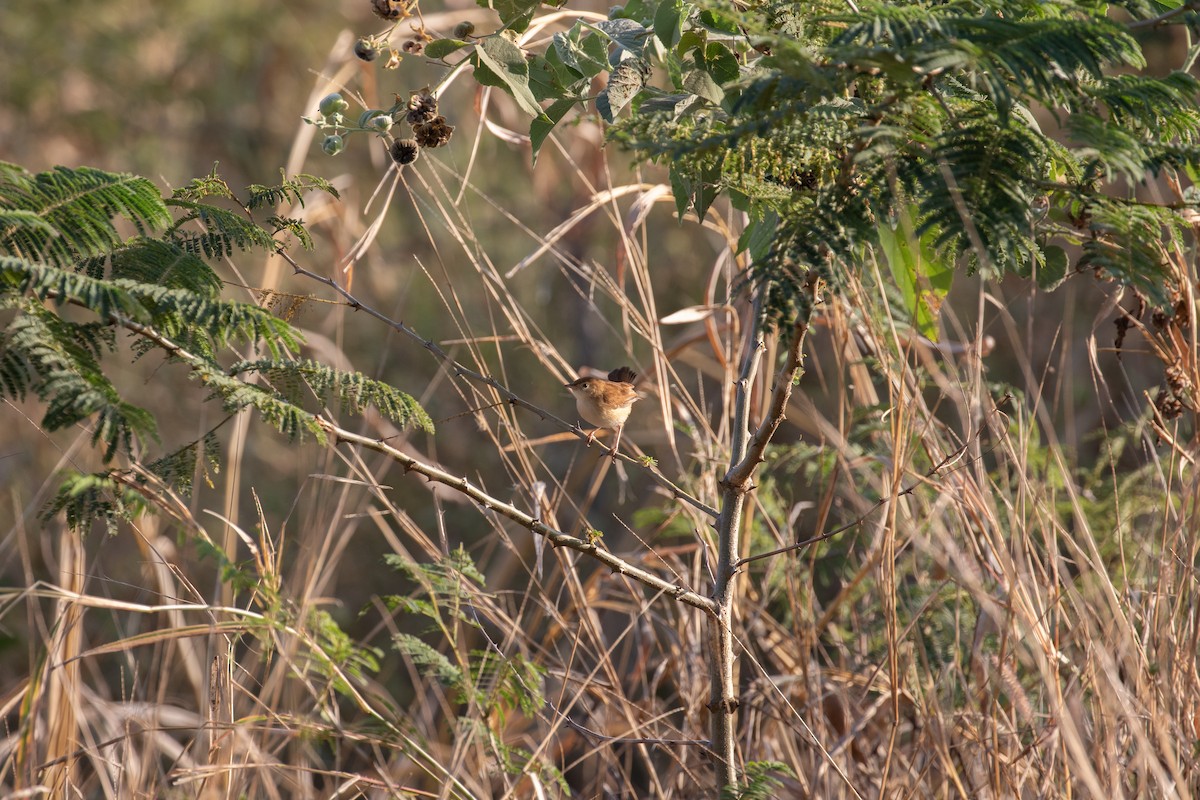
[543,42,589,90]
[698,7,739,34]
[669,163,690,219]
[877,213,954,341]
[552,26,609,79]
[528,55,565,102]
[677,29,706,57]
[654,0,686,48]
[597,58,651,122]
[531,98,576,163]
[592,18,652,58]
[694,159,721,220]
[703,42,739,84]
[476,0,539,32]
[738,207,779,264]
[638,92,701,120]
[475,35,543,117]
[1037,245,1068,289]
[425,38,471,60]
[615,0,648,19]
[682,63,724,105]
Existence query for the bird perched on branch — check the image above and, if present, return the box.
[565,366,640,459]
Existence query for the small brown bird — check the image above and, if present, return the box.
[565,366,640,458]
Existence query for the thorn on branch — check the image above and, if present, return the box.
[707,698,741,713]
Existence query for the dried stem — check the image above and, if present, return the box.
[281,253,719,519]
[708,272,820,791]
[105,302,720,616]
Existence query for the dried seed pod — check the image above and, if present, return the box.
[389,138,420,165]
[1166,362,1193,399]
[1114,314,1132,357]
[371,0,412,20]
[406,90,438,126]
[413,115,454,148]
[1156,387,1184,420]
[402,39,424,55]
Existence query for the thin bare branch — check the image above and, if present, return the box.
[320,419,718,614]
[281,252,719,518]
[100,297,721,615]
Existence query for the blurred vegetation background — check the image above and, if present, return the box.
[2,0,1196,795]
[0,0,731,599]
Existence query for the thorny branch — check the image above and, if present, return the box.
[279,252,719,519]
[320,420,718,614]
[96,301,720,616]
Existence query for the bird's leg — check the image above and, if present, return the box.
[585,427,598,445]
[608,424,624,460]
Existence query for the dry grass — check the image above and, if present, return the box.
[2,17,1199,800]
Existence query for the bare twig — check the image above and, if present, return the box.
[281,252,719,518]
[1127,2,1199,28]
[98,300,721,615]
[708,273,822,791]
[319,419,718,614]
[734,412,1003,568]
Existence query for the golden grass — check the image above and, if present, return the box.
[2,19,1199,799]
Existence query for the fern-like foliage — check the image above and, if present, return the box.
[146,431,221,498]
[384,547,487,625]
[45,472,148,536]
[165,199,281,258]
[0,163,428,532]
[110,237,222,296]
[0,165,171,268]
[600,0,1200,318]
[230,358,435,433]
[245,170,339,210]
[722,761,794,800]
[2,299,155,459]
[188,361,326,442]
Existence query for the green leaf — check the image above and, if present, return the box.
[552,25,609,79]
[476,0,539,32]
[475,35,543,117]
[877,212,954,341]
[739,207,779,264]
[683,63,724,105]
[229,357,434,433]
[531,98,577,163]
[592,18,652,57]
[703,42,739,84]
[677,29,705,58]
[654,0,686,48]
[0,167,172,267]
[698,7,739,35]
[597,57,651,123]
[669,163,691,219]
[426,38,471,60]
[1038,245,1068,290]
[694,159,721,221]
[528,54,569,102]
